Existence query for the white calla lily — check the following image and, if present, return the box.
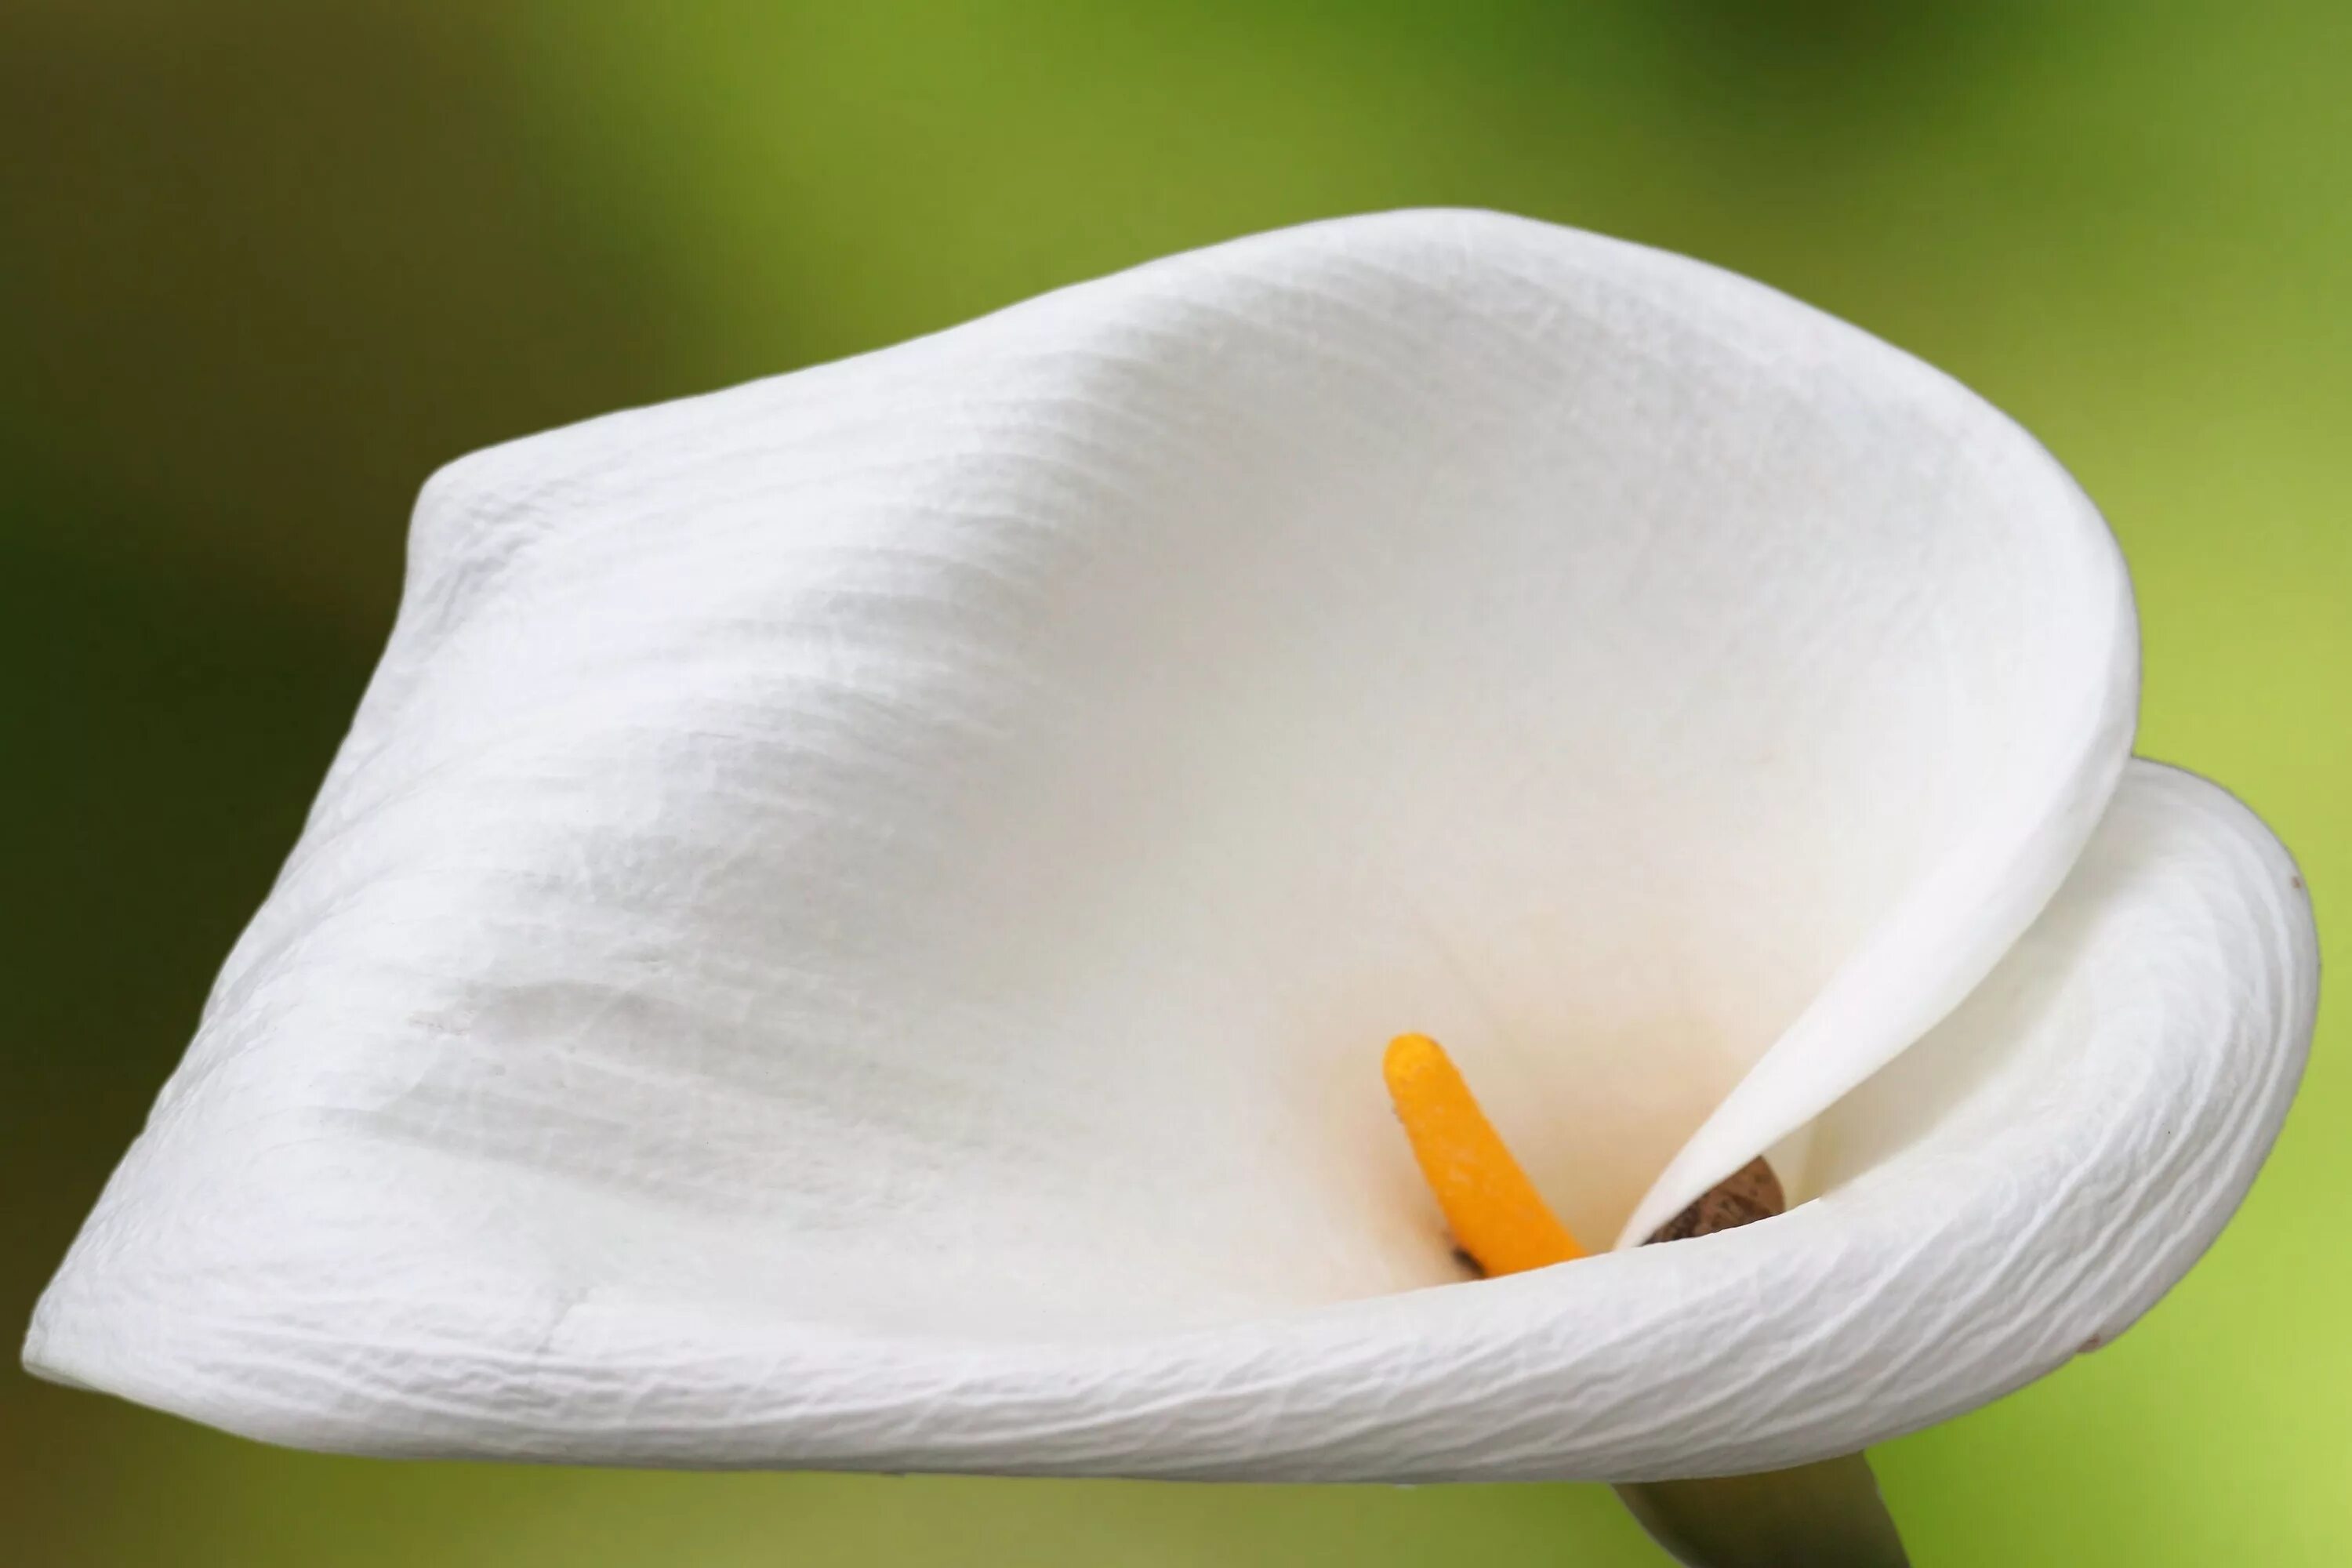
[27,212,2314,1512]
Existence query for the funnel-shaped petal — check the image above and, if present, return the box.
[27,212,2308,1480]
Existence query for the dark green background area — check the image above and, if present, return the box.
[4,3,2345,1563]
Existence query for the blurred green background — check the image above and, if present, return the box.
[5,2,2346,1563]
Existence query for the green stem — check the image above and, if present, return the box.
[1614,1451,1909,1566]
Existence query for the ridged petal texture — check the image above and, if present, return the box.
[26,211,2314,1477]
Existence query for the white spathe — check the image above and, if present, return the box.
[25,210,2315,1480]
